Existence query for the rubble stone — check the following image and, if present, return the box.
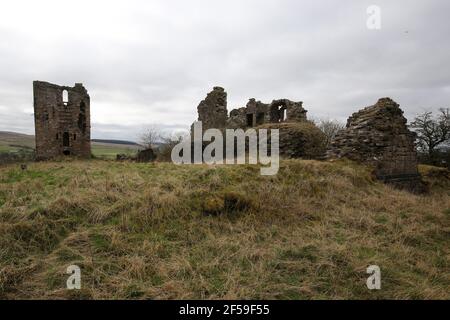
[136,148,156,163]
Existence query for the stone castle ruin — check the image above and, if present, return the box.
[197,86,308,132]
[30,81,424,191]
[194,88,423,191]
[194,87,326,159]
[33,81,91,160]
[327,98,424,191]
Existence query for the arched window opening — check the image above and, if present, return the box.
[62,90,69,106]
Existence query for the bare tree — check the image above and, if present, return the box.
[316,118,345,148]
[139,125,161,149]
[410,108,450,157]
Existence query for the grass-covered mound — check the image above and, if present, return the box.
[0,159,449,299]
[257,122,327,159]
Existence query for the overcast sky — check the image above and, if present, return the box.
[0,0,449,141]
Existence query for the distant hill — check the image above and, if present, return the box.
[0,131,35,150]
[0,131,140,147]
[0,131,141,158]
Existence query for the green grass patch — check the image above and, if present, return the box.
[91,145,137,159]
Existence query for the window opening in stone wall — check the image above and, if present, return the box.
[62,90,69,106]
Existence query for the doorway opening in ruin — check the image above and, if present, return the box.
[63,132,70,147]
[62,90,69,106]
[246,114,253,127]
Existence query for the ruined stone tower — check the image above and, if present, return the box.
[33,81,91,160]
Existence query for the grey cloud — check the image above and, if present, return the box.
[0,0,449,141]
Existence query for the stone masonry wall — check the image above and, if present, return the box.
[197,86,228,132]
[33,81,91,160]
[196,87,308,131]
[327,98,424,191]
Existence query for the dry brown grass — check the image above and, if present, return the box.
[0,159,449,299]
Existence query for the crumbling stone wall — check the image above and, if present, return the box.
[241,99,270,128]
[227,107,248,129]
[193,86,317,159]
[196,87,308,130]
[328,98,424,191]
[227,98,307,129]
[33,81,91,160]
[197,86,228,132]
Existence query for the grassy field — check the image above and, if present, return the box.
[0,159,449,299]
[0,145,20,153]
[0,141,137,159]
[91,144,138,159]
